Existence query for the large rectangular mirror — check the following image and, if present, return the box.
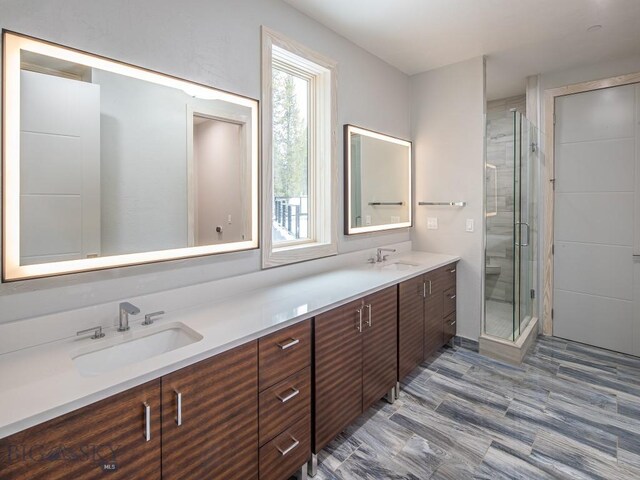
[345,125,412,234]
[2,32,259,280]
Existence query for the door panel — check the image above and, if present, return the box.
[20,70,101,265]
[0,380,161,480]
[554,84,638,355]
[161,342,258,480]
[362,287,397,410]
[314,299,363,452]
[398,276,424,380]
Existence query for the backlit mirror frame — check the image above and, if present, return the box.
[344,124,412,235]
[2,31,259,281]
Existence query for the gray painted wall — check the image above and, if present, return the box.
[410,57,486,341]
[0,0,411,323]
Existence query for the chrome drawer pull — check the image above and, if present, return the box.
[144,402,151,441]
[449,268,456,273]
[277,338,300,350]
[450,320,456,326]
[277,436,300,456]
[449,294,457,299]
[175,390,182,426]
[277,387,300,403]
[366,304,372,327]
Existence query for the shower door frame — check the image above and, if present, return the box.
[542,70,640,335]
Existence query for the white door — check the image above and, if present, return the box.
[553,83,640,356]
[20,70,101,265]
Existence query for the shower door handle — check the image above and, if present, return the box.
[515,222,530,247]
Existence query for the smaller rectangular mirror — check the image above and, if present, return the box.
[345,125,412,234]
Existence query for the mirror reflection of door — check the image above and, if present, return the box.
[350,135,362,227]
[190,114,246,246]
[20,69,101,266]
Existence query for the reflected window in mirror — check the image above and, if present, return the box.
[345,125,412,235]
[2,32,259,280]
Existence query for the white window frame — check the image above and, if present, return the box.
[261,27,337,268]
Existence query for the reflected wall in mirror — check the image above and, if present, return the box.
[2,32,259,280]
[344,125,412,234]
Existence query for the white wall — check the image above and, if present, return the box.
[94,69,189,255]
[0,0,411,323]
[410,57,486,341]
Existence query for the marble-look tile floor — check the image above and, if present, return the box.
[313,336,640,479]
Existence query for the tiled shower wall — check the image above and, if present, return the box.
[485,95,526,304]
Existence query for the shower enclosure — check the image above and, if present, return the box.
[484,108,539,341]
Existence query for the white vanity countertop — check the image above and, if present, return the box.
[0,251,459,439]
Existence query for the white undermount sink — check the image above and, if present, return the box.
[72,322,203,376]
[380,261,419,271]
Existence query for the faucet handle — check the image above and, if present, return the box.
[77,326,105,339]
[143,311,165,326]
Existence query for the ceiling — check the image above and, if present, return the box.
[283,0,640,99]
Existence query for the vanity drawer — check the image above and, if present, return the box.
[259,367,311,446]
[444,312,457,345]
[443,286,457,317]
[259,414,310,480]
[259,320,311,391]
[440,263,457,291]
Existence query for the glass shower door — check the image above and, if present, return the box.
[513,112,537,339]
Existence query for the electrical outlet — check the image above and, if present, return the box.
[390,216,400,223]
[227,214,232,224]
[466,218,474,232]
[365,215,372,226]
[427,217,438,230]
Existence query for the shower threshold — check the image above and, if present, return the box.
[479,316,539,364]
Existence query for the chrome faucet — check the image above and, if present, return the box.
[376,248,396,263]
[118,302,140,332]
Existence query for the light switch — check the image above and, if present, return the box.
[427,217,438,230]
[466,218,474,232]
[227,215,232,224]
[365,215,372,226]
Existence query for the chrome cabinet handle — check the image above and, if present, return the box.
[277,338,300,350]
[175,390,182,426]
[277,436,300,456]
[429,280,432,295]
[450,320,457,326]
[144,402,151,441]
[366,304,372,327]
[277,387,300,403]
[356,307,363,332]
[449,268,456,273]
[449,294,457,299]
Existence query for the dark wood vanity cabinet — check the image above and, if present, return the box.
[314,286,397,453]
[398,262,458,382]
[0,380,162,480]
[161,341,258,480]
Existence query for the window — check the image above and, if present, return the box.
[262,27,337,268]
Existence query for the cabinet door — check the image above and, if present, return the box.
[314,299,364,452]
[0,380,161,480]
[398,276,425,381]
[362,287,398,410]
[424,270,444,358]
[161,341,258,480]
